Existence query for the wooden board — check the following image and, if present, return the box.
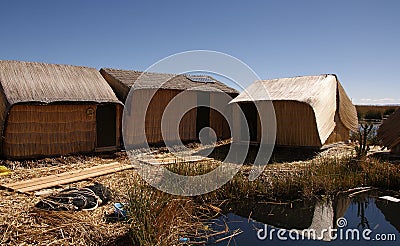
[1,162,133,193]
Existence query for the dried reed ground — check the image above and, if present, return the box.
[1,144,399,245]
[0,153,133,246]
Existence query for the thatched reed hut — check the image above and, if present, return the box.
[0,60,122,159]
[378,108,400,154]
[100,68,238,146]
[230,74,358,148]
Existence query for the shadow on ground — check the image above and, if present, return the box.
[370,152,400,164]
[108,232,134,246]
[194,143,321,164]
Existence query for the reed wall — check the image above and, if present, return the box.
[392,144,400,154]
[115,104,123,148]
[325,115,350,145]
[123,89,233,146]
[210,93,233,140]
[2,103,122,159]
[3,104,96,158]
[0,90,9,153]
[271,101,321,147]
[233,100,353,147]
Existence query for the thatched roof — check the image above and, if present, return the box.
[231,74,358,145]
[0,60,121,105]
[100,68,238,101]
[378,108,400,149]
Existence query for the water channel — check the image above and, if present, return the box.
[206,190,399,245]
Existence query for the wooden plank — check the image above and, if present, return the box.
[16,163,129,192]
[17,164,133,193]
[6,162,121,189]
[15,163,132,193]
[7,162,119,189]
[2,162,134,193]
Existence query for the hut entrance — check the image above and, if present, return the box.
[196,92,211,139]
[96,104,116,149]
[240,102,258,142]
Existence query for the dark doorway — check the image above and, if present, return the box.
[240,102,258,142]
[96,104,116,148]
[196,92,211,139]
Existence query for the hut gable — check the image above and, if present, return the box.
[100,68,238,101]
[378,108,400,152]
[0,60,121,105]
[231,74,358,146]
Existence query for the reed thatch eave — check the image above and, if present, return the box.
[378,108,400,149]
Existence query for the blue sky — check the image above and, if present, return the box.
[0,0,399,105]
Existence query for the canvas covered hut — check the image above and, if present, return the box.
[230,74,358,148]
[0,60,122,159]
[100,68,238,146]
[378,108,400,154]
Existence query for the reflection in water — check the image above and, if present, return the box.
[355,197,370,229]
[208,190,399,245]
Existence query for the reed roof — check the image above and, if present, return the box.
[100,68,238,97]
[231,74,358,145]
[0,60,121,105]
[378,108,400,149]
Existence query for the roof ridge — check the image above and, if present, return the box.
[0,60,96,70]
[259,74,337,82]
[101,68,180,77]
[101,68,223,80]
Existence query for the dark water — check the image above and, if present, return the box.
[205,190,399,245]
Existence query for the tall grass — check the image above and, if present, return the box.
[164,155,400,201]
[127,179,198,245]
[211,156,400,200]
[126,177,221,245]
